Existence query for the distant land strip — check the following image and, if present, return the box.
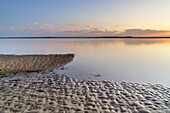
[1,36,170,39]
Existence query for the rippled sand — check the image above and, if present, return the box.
[0,71,169,113]
[0,54,74,73]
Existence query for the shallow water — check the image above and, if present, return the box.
[0,38,170,86]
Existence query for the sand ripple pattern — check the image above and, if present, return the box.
[0,54,74,73]
[0,72,169,113]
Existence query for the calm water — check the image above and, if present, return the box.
[0,38,170,86]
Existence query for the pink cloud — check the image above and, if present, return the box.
[34,22,39,25]
[76,22,85,25]
[69,24,80,30]
[21,26,26,29]
[40,24,56,30]
[83,30,89,33]
[75,26,79,30]
[64,32,76,35]
[98,26,105,30]
[40,26,45,29]
[72,25,79,30]
[0,26,4,29]
[119,29,170,37]
[112,25,119,30]
[67,28,75,31]
[92,28,98,31]
[87,24,93,28]
[27,27,34,32]
[61,27,65,30]
[33,31,46,35]
[10,27,16,29]
[51,30,59,33]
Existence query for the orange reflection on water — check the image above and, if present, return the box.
[100,43,105,49]
[2,39,170,86]
[88,45,93,53]
[75,45,80,52]
[111,44,118,50]
[2,38,170,55]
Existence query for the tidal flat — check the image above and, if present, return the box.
[0,54,74,73]
[0,54,169,112]
[0,70,169,113]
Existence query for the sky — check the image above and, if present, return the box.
[1,0,170,37]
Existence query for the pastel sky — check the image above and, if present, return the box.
[1,0,170,37]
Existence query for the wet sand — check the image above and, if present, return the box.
[0,54,74,73]
[0,54,169,112]
[0,70,169,113]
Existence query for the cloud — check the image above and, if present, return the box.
[112,25,119,30]
[16,22,170,37]
[21,26,26,29]
[51,30,59,33]
[98,26,105,30]
[34,22,39,25]
[92,28,98,31]
[87,24,93,28]
[119,29,170,36]
[66,29,117,36]
[0,26,4,29]
[40,24,56,30]
[31,27,170,37]
[89,30,116,36]
[67,28,75,31]
[76,22,85,25]
[48,25,117,36]
[33,31,46,35]
[69,24,79,30]
[61,27,65,30]
[74,26,79,30]
[27,27,34,32]
[10,27,16,29]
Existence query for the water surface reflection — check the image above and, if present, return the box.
[0,38,170,86]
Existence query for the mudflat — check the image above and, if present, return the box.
[0,53,169,112]
[0,54,74,73]
[0,72,169,113]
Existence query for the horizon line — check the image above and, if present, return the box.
[1,36,170,39]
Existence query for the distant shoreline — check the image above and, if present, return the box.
[1,36,170,39]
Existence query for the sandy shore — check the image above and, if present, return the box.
[0,70,169,113]
[0,54,74,73]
